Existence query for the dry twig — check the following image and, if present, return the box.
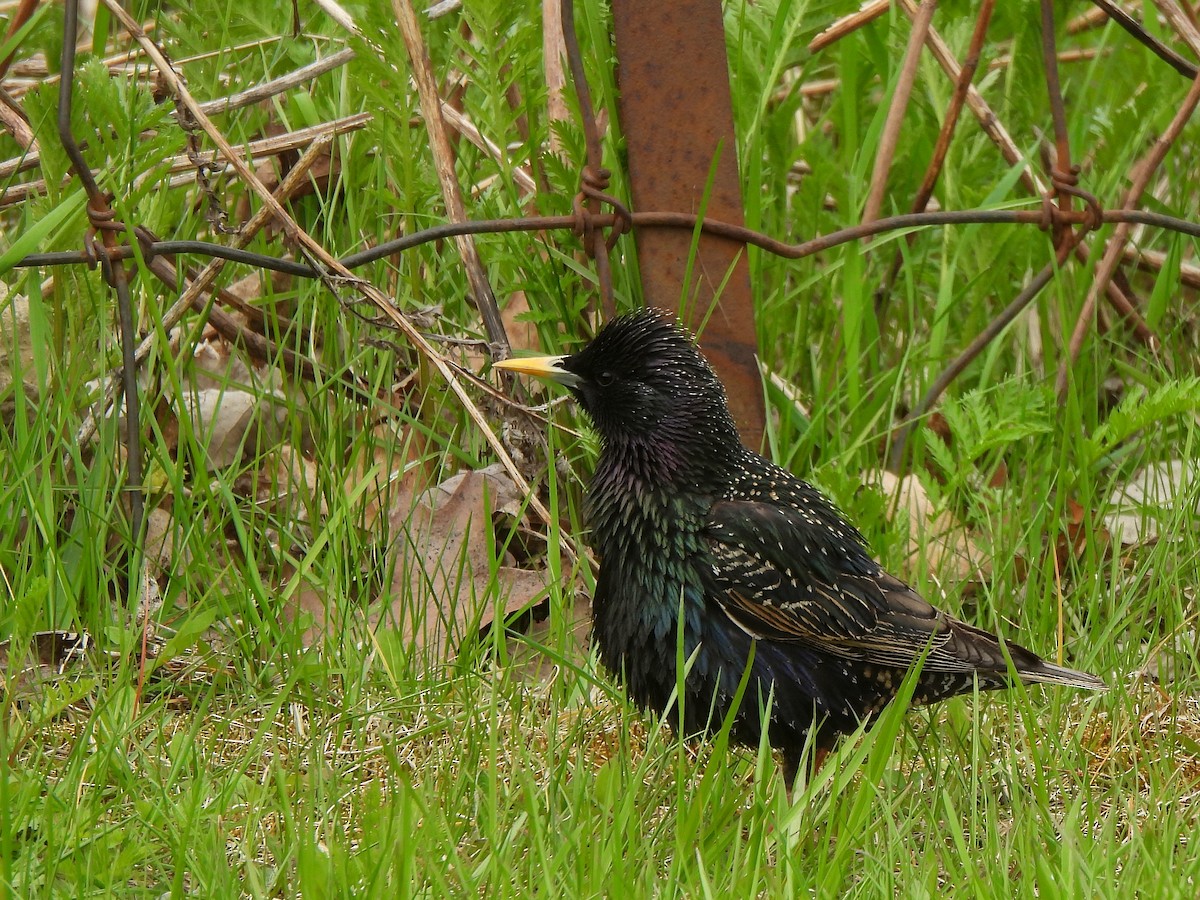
[863,0,937,227]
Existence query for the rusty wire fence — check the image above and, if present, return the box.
[4,0,1200,653]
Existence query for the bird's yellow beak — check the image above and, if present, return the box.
[493,354,580,387]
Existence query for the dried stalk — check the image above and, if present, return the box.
[392,0,508,355]
[809,0,889,53]
[863,0,937,227]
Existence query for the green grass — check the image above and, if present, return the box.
[2,0,1199,895]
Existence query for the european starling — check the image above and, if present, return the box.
[496,309,1105,784]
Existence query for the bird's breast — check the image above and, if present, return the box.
[585,483,712,689]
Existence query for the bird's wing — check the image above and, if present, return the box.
[701,499,1001,673]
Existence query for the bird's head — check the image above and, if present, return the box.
[495,309,741,479]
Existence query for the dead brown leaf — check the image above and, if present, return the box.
[502,291,541,354]
[378,465,552,663]
[175,340,290,469]
[179,389,262,469]
[866,469,990,585]
[1106,459,1200,546]
[282,468,561,667]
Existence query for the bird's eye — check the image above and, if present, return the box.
[595,370,616,387]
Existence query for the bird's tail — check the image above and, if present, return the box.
[1018,660,1107,691]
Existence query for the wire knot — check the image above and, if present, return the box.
[572,166,633,254]
[83,202,123,286]
[1037,166,1104,237]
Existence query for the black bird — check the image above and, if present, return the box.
[495,309,1105,784]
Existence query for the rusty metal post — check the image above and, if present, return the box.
[610,0,766,446]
